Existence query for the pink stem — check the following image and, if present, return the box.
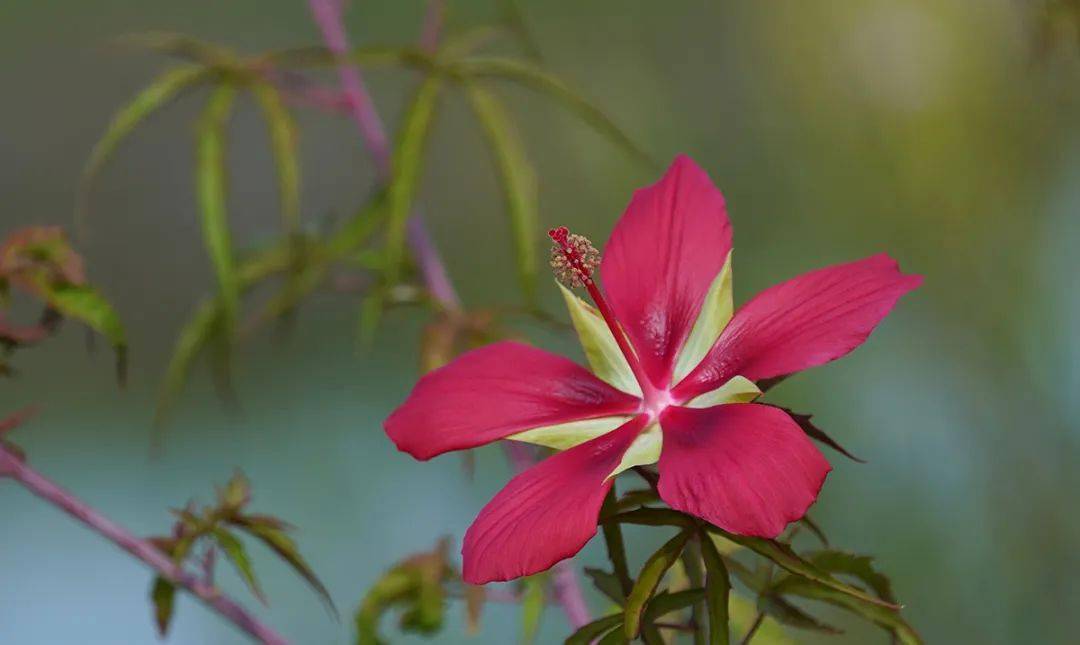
[307,0,459,311]
[0,448,288,645]
[305,0,590,628]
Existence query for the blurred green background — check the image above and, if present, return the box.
[3,0,1079,643]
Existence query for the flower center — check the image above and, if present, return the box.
[548,226,663,405]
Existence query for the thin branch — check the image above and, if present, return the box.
[739,611,765,645]
[0,447,288,645]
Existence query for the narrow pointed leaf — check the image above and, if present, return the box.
[150,576,177,636]
[770,577,921,644]
[78,66,209,225]
[757,594,842,634]
[385,76,443,289]
[455,57,656,168]
[40,284,125,350]
[624,529,693,638]
[700,532,731,645]
[703,526,897,609]
[115,32,237,68]
[566,613,623,645]
[766,405,865,463]
[644,588,705,620]
[521,574,546,644]
[196,84,240,335]
[251,82,301,236]
[236,519,337,616]
[585,567,626,605]
[155,298,221,427]
[212,528,266,604]
[804,550,895,602]
[464,82,539,303]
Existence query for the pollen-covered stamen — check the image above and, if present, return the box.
[549,225,661,404]
[548,226,600,289]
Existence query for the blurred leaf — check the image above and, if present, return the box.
[196,83,240,336]
[44,284,125,350]
[497,0,543,60]
[456,57,656,168]
[356,568,415,645]
[464,584,486,634]
[212,528,266,604]
[357,287,386,349]
[598,625,629,644]
[0,405,39,438]
[624,529,693,638]
[771,577,921,645]
[251,82,301,236]
[150,576,177,636]
[799,516,829,547]
[464,82,539,304]
[155,298,221,428]
[267,44,435,71]
[438,26,506,60]
[767,405,865,463]
[115,31,237,68]
[585,567,626,606]
[218,470,251,511]
[254,262,327,328]
[702,527,897,609]
[700,532,731,645]
[78,66,210,225]
[385,75,443,289]
[566,613,623,645]
[234,516,336,616]
[520,574,546,644]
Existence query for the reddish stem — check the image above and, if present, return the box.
[0,448,288,645]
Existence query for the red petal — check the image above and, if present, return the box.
[385,341,641,460]
[462,416,647,583]
[600,155,732,389]
[657,404,831,538]
[674,254,921,401]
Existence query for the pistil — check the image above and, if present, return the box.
[548,227,661,405]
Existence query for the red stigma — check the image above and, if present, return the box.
[548,226,570,247]
[548,226,600,289]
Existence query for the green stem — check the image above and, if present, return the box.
[739,612,764,645]
[600,487,633,598]
[682,537,708,645]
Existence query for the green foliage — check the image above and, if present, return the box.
[700,532,731,645]
[355,538,454,645]
[624,529,693,638]
[145,471,333,635]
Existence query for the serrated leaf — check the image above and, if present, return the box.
[455,57,656,168]
[212,528,266,604]
[236,519,336,616]
[624,529,693,638]
[384,75,443,289]
[464,82,539,303]
[520,574,545,644]
[770,577,921,644]
[150,576,177,636]
[585,567,626,605]
[251,82,301,236]
[196,83,240,336]
[565,613,623,645]
[78,66,210,225]
[700,532,731,645]
[757,594,841,634]
[703,526,897,610]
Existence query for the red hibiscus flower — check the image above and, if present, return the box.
[385,155,921,584]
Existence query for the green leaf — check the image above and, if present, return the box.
[521,574,546,644]
[624,529,693,638]
[455,57,656,168]
[114,31,237,68]
[644,588,705,620]
[700,532,731,645]
[357,287,386,348]
[805,550,894,601]
[43,284,125,349]
[212,528,266,604]
[355,568,416,645]
[78,66,210,226]
[703,526,897,610]
[598,625,629,644]
[154,298,221,428]
[606,507,694,529]
[497,0,543,60]
[384,75,443,289]
[464,82,539,303]
[150,576,177,636]
[565,613,623,645]
[557,282,640,395]
[250,82,301,236]
[585,567,626,606]
[196,83,240,336]
[771,577,922,644]
[218,470,251,510]
[768,406,865,463]
[234,516,337,616]
[757,594,841,634]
